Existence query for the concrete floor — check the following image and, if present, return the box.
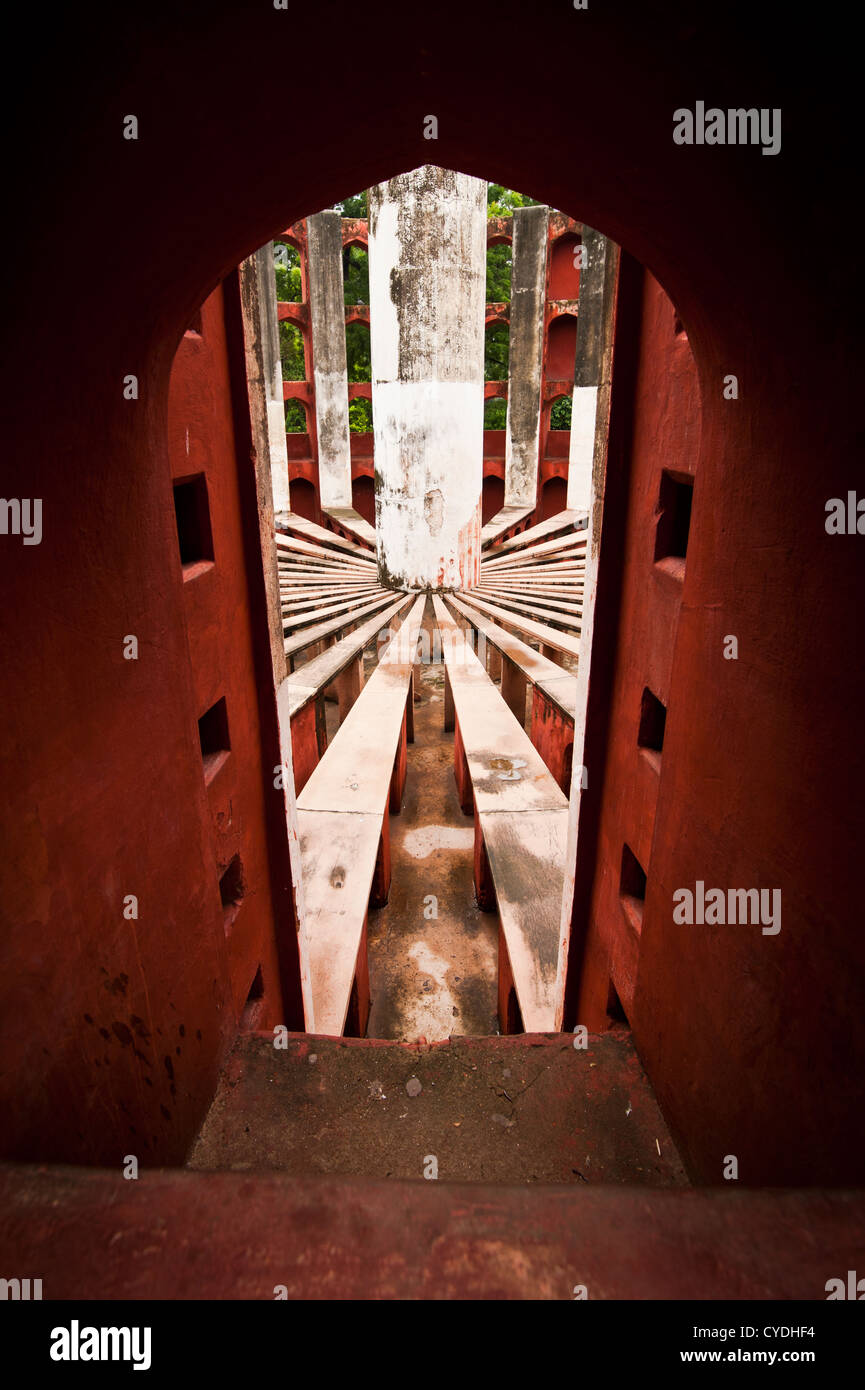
[319,602,574,1042]
[366,610,499,1040]
[309,604,501,1041]
[188,1031,689,1185]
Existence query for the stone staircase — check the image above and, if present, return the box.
[3,1029,864,1300]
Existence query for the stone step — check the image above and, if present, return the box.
[1,1162,861,1300]
[186,1030,689,1186]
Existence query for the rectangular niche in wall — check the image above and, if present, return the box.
[219,853,246,936]
[173,472,214,579]
[653,469,693,580]
[620,843,647,938]
[198,696,230,784]
[637,686,667,773]
[607,978,630,1027]
[240,965,265,1030]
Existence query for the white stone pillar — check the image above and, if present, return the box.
[504,205,548,507]
[307,211,353,511]
[254,242,291,519]
[567,227,609,513]
[369,166,486,590]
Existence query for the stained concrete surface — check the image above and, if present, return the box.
[188,1031,688,1186]
[194,610,692,1190]
[9,1162,861,1300]
[366,639,499,1040]
[322,601,570,1041]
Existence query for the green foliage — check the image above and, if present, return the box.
[484,323,510,381]
[487,184,540,217]
[486,243,512,302]
[485,187,539,301]
[274,241,302,303]
[343,246,369,305]
[284,399,307,434]
[345,322,371,382]
[484,397,507,429]
[334,191,368,218]
[279,322,306,381]
[349,397,373,432]
[551,396,573,429]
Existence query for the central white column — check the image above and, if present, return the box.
[369,166,486,590]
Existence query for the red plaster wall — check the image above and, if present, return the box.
[482,474,505,524]
[544,429,571,461]
[573,269,700,1028]
[548,234,582,300]
[168,286,285,1032]
[351,475,375,526]
[530,692,574,796]
[540,476,567,521]
[1,1,861,1183]
[567,248,865,1185]
[483,430,506,460]
[285,434,312,461]
[286,476,318,524]
[349,434,375,471]
[547,315,578,380]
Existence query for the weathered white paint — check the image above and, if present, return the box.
[373,381,483,589]
[555,240,618,1030]
[307,213,353,511]
[255,242,291,517]
[505,205,548,508]
[402,825,475,858]
[405,941,459,1039]
[566,385,598,511]
[267,399,291,516]
[369,166,486,590]
[275,674,314,1032]
[315,372,354,512]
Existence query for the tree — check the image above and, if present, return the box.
[486,184,540,217]
[273,241,302,302]
[484,398,507,429]
[333,190,368,218]
[284,400,307,434]
[486,185,541,302]
[486,243,512,302]
[345,323,371,383]
[279,322,305,381]
[349,397,373,432]
[343,245,369,305]
[485,323,509,381]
